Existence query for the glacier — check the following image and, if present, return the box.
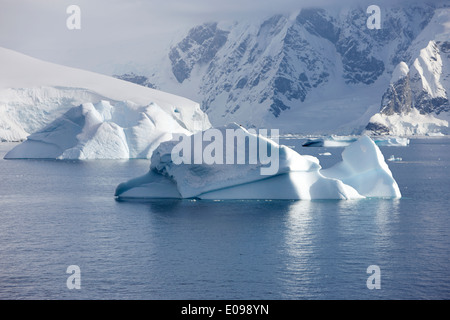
[115,125,401,200]
[0,47,211,156]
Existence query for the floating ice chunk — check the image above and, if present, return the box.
[302,136,356,147]
[303,135,410,147]
[387,155,403,162]
[115,126,401,200]
[373,137,410,146]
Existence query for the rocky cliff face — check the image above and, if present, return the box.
[366,7,450,136]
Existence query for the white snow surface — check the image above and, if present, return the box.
[390,62,409,84]
[411,41,446,100]
[115,125,401,200]
[0,47,210,145]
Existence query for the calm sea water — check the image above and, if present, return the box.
[0,138,449,300]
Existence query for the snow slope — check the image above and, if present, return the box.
[0,47,210,147]
[115,125,401,200]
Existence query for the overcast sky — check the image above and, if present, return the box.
[0,0,433,75]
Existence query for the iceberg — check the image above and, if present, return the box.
[4,100,193,159]
[115,124,401,200]
[373,137,410,147]
[303,135,410,147]
[302,136,357,147]
[0,47,210,143]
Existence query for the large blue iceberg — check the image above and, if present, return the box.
[115,124,401,200]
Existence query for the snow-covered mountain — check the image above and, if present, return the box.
[366,8,450,136]
[118,2,449,136]
[0,47,210,156]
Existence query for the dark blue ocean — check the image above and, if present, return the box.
[0,137,449,300]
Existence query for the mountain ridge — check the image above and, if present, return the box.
[118,3,449,136]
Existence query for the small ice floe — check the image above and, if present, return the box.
[319,152,332,156]
[387,155,402,162]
